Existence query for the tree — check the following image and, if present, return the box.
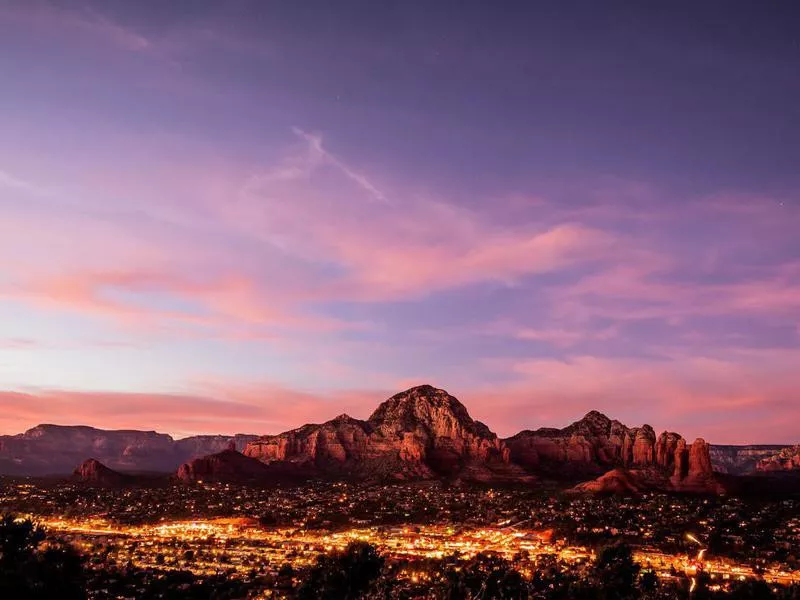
[298,542,384,600]
[639,570,658,594]
[0,513,86,599]
[444,552,528,599]
[591,542,641,600]
[729,580,777,600]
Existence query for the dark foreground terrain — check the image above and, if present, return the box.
[2,477,800,598]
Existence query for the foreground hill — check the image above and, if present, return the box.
[0,425,258,475]
[72,458,129,485]
[176,442,281,483]
[243,385,531,483]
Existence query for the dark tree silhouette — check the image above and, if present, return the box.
[0,513,86,599]
[591,542,642,600]
[728,579,778,600]
[298,542,384,600]
[444,552,528,599]
[639,569,659,594]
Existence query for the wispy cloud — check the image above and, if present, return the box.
[0,338,40,349]
[3,269,355,339]
[0,2,151,52]
[226,129,621,301]
[0,169,47,195]
[290,127,390,203]
[467,347,800,442]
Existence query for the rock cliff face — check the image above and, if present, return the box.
[72,458,127,485]
[572,468,643,495]
[0,425,258,475]
[674,438,724,493]
[709,445,787,475]
[244,385,528,482]
[504,411,720,493]
[756,446,800,472]
[176,443,277,483]
[0,387,747,494]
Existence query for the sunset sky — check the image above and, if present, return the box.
[1,1,799,442]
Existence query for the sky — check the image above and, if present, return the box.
[1,1,799,443]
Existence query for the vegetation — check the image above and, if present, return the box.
[0,513,86,599]
[2,513,800,599]
[298,541,385,599]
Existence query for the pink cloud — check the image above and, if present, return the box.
[223,132,622,301]
[0,384,389,439]
[466,349,800,443]
[4,268,352,338]
[548,260,800,325]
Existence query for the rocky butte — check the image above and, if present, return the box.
[176,442,278,483]
[244,385,531,483]
[504,410,722,493]
[72,458,128,485]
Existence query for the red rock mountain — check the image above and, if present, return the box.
[72,458,127,485]
[572,468,643,495]
[176,442,277,483]
[244,385,529,482]
[505,410,721,493]
[0,386,736,494]
[756,446,800,472]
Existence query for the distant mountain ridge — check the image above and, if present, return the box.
[0,425,258,476]
[755,445,800,472]
[708,444,789,475]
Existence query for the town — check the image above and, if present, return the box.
[2,477,799,597]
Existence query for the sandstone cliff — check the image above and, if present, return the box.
[244,385,529,483]
[756,446,800,472]
[505,411,721,493]
[572,468,643,495]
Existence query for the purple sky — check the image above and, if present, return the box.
[1,1,799,442]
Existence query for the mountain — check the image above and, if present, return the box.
[709,445,788,475]
[572,468,643,495]
[176,442,279,483]
[706,444,800,475]
[0,386,781,495]
[72,458,128,485]
[756,446,800,472]
[504,410,721,493]
[0,425,258,475]
[244,385,530,483]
